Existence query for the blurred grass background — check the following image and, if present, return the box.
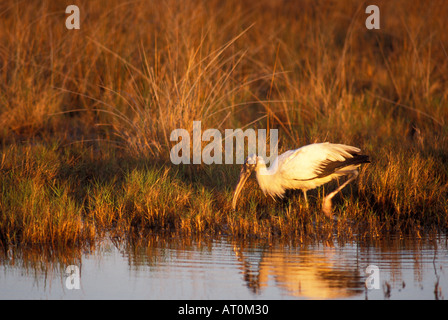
[0,0,447,246]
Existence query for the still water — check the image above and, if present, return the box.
[1,234,447,300]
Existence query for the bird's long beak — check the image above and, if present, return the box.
[232,165,252,210]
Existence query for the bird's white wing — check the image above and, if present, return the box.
[278,143,360,181]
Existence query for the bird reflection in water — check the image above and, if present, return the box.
[232,242,364,299]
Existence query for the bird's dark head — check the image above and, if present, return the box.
[232,154,260,210]
[244,153,258,169]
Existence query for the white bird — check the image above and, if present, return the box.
[231,142,370,216]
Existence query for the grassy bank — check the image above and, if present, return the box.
[1,0,447,247]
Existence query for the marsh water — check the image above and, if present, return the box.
[1,234,447,300]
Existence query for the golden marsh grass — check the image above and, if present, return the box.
[0,0,447,247]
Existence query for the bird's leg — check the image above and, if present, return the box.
[322,171,359,217]
[302,190,309,208]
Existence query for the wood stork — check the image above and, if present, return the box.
[231,142,370,216]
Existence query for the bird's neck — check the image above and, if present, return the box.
[256,162,270,176]
[255,163,284,197]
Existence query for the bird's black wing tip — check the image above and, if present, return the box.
[315,154,370,178]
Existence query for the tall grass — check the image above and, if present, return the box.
[0,0,447,246]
